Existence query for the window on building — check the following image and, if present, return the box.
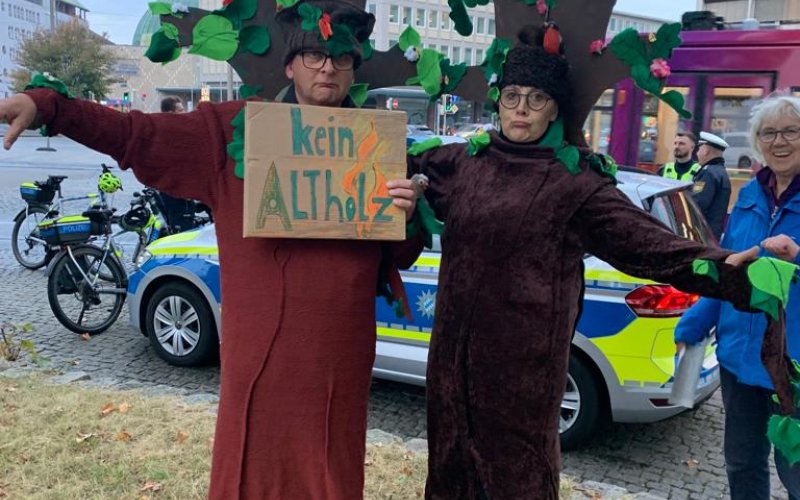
[367,3,375,14]
[477,17,485,34]
[415,8,425,27]
[429,10,438,28]
[476,48,484,64]
[441,13,450,30]
[452,46,461,63]
[389,5,398,23]
[609,18,617,31]
[488,18,495,35]
[440,45,449,57]
[464,47,473,65]
[402,6,411,24]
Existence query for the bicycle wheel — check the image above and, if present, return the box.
[11,206,50,269]
[47,245,127,335]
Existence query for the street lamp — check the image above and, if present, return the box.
[36,0,58,152]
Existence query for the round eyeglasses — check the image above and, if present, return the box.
[301,51,354,71]
[499,90,551,111]
[757,127,800,143]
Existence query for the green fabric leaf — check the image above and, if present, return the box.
[161,22,180,41]
[545,0,557,7]
[398,26,421,52]
[586,153,619,182]
[467,131,491,156]
[298,3,322,31]
[487,86,500,102]
[417,199,444,238]
[463,0,478,8]
[228,107,246,179]
[407,137,443,156]
[609,28,648,67]
[25,72,74,98]
[538,117,564,148]
[479,38,511,81]
[440,60,467,95]
[660,90,692,119]
[348,83,369,107]
[239,84,263,99]
[447,0,473,36]
[411,49,444,97]
[630,63,661,95]
[239,25,271,55]
[325,24,355,57]
[650,22,682,60]
[768,415,800,466]
[692,259,719,283]
[361,40,374,61]
[276,0,299,10]
[148,1,172,15]
[747,257,798,320]
[556,145,580,175]
[145,29,182,64]
[189,15,239,61]
[220,0,258,21]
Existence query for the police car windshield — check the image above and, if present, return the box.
[646,190,714,246]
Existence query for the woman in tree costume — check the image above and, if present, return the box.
[406,21,800,500]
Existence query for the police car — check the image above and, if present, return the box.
[127,169,720,449]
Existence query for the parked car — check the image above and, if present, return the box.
[455,122,495,138]
[127,169,720,449]
[722,131,755,169]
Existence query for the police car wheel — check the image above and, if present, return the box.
[559,354,602,451]
[145,282,219,367]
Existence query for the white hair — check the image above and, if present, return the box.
[748,91,800,163]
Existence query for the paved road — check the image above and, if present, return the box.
[0,137,791,499]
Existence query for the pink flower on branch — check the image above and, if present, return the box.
[589,39,604,55]
[649,58,671,78]
[535,0,547,16]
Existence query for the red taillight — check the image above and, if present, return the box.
[624,285,700,318]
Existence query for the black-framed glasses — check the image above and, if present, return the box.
[300,51,354,71]
[757,127,800,143]
[499,89,551,111]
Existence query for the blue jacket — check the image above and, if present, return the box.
[675,177,800,389]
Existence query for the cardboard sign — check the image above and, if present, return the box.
[243,102,407,240]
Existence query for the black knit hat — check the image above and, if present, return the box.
[500,26,571,112]
[276,0,375,69]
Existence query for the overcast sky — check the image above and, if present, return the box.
[81,0,700,45]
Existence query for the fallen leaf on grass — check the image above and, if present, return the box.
[176,430,189,444]
[75,432,96,443]
[80,333,91,341]
[100,402,116,417]
[364,457,373,466]
[118,402,130,413]
[402,467,413,477]
[115,430,132,442]
[685,458,699,468]
[18,452,31,464]
[0,487,6,497]
[140,481,162,492]
[5,386,17,393]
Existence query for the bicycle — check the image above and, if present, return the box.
[42,188,172,334]
[11,165,116,270]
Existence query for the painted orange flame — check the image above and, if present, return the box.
[343,120,380,237]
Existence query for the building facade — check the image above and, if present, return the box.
[700,0,800,24]
[0,0,88,98]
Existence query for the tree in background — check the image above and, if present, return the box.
[10,20,115,99]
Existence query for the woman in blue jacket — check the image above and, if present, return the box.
[675,92,800,500]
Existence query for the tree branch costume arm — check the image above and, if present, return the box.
[23,88,239,208]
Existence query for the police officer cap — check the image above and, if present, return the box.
[698,131,729,151]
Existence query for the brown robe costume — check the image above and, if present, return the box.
[411,131,756,500]
[25,88,422,499]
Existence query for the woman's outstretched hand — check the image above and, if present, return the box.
[724,245,760,267]
[0,94,38,150]
[761,234,800,263]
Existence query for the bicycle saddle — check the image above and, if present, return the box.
[47,175,68,183]
[82,207,114,224]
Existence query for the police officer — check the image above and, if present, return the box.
[658,131,701,180]
[694,131,732,240]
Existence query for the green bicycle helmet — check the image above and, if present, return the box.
[98,172,122,194]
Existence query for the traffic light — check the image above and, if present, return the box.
[443,94,453,113]
[122,91,130,104]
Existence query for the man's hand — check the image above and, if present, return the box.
[761,234,800,263]
[386,179,417,222]
[0,94,38,150]
[724,245,759,267]
[675,341,686,355]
